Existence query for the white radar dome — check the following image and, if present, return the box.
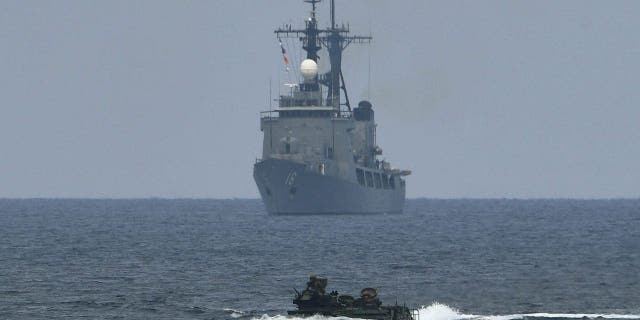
[300,59,318,81]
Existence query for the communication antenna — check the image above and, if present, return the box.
[331,0,335,29]
[275,0,372,112]
[269,78,272,110]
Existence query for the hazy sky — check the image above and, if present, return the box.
[1,1,639,198]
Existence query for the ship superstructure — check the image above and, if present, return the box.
[253,0,410,214]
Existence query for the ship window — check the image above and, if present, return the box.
[389,176,395,189]
[365,171,374,188]
[374,173,382,189]
[356,169,365,186]
[382,174,390,189]
[285,143,291,154]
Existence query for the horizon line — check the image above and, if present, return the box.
[1,197,639,201]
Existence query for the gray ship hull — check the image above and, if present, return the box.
[254,158,405,215]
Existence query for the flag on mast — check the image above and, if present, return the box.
[279,41,290,71]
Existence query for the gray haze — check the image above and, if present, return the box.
[1,1,639,198]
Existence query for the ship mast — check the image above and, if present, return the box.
[275,0,371,112]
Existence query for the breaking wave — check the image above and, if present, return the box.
[416,302,475,320]
[416,302,640,320]
[223,308,246,318]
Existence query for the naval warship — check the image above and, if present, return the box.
[288,275,418,320]
[253,0,410,215]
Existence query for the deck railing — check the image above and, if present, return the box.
[260,109,353,119]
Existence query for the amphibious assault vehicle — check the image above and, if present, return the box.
[288,275,418,320]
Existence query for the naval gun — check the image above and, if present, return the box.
[288,275,418,320]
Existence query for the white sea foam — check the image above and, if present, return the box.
[223,308,245,318]
[489,313,640,320]
[416,302,477,320]
[414,302,640,320]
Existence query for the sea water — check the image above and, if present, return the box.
[0,199,638,320]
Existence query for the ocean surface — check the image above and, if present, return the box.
[0,199,639,320]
